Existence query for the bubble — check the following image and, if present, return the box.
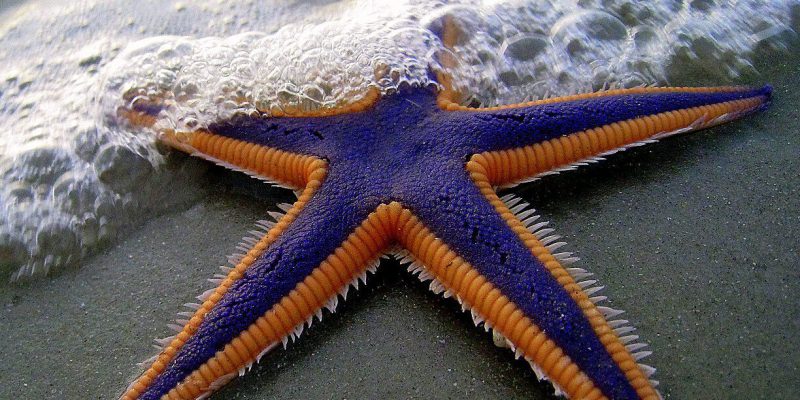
[691,0,716,12]
[34,220,79,273]
[631,27,660,54]
[77,214,99,250]
[503,35,549,62]
[551,10,628,62]
[71,122,103,162]
[4,181,34,206]
[6,147,74,185]
[94,143,154,193]
[52,172,96,216]
[0,233,27,274]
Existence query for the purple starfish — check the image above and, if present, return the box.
[119,81,771,399]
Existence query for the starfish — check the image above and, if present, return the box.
[116,75,771,399]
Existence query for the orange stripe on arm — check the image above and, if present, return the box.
[266,87,381,117]
[437,85,750,112]
[162,130,321,190]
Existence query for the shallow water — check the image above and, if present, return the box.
[0,0,797,277]
[0,1,799,399]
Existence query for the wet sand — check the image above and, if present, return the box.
[1,47,798,399]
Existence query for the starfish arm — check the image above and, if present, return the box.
[121,168,393,400]
[395,169,658,399]
[119,88,381,163]
[445,85,772,187]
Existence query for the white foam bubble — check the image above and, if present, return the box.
[0,0,796,278]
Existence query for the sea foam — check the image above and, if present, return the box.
[0,0,796,278]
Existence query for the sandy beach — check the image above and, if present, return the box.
[1,37,798,400]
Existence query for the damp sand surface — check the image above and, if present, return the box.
[1,48,799,400]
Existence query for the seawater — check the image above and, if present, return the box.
[0,0,797,278]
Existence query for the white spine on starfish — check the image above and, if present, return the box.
[218,266,233,274]
[216,211,285,270]
[196,288,216,302]
[197,373,238,400]
[255,219,275,231]
[189,151,293,190]
[499,192,660,394]
[226,254,241,266]
[136,354,159,369]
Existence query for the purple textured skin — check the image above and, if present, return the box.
[140,85,771,399]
